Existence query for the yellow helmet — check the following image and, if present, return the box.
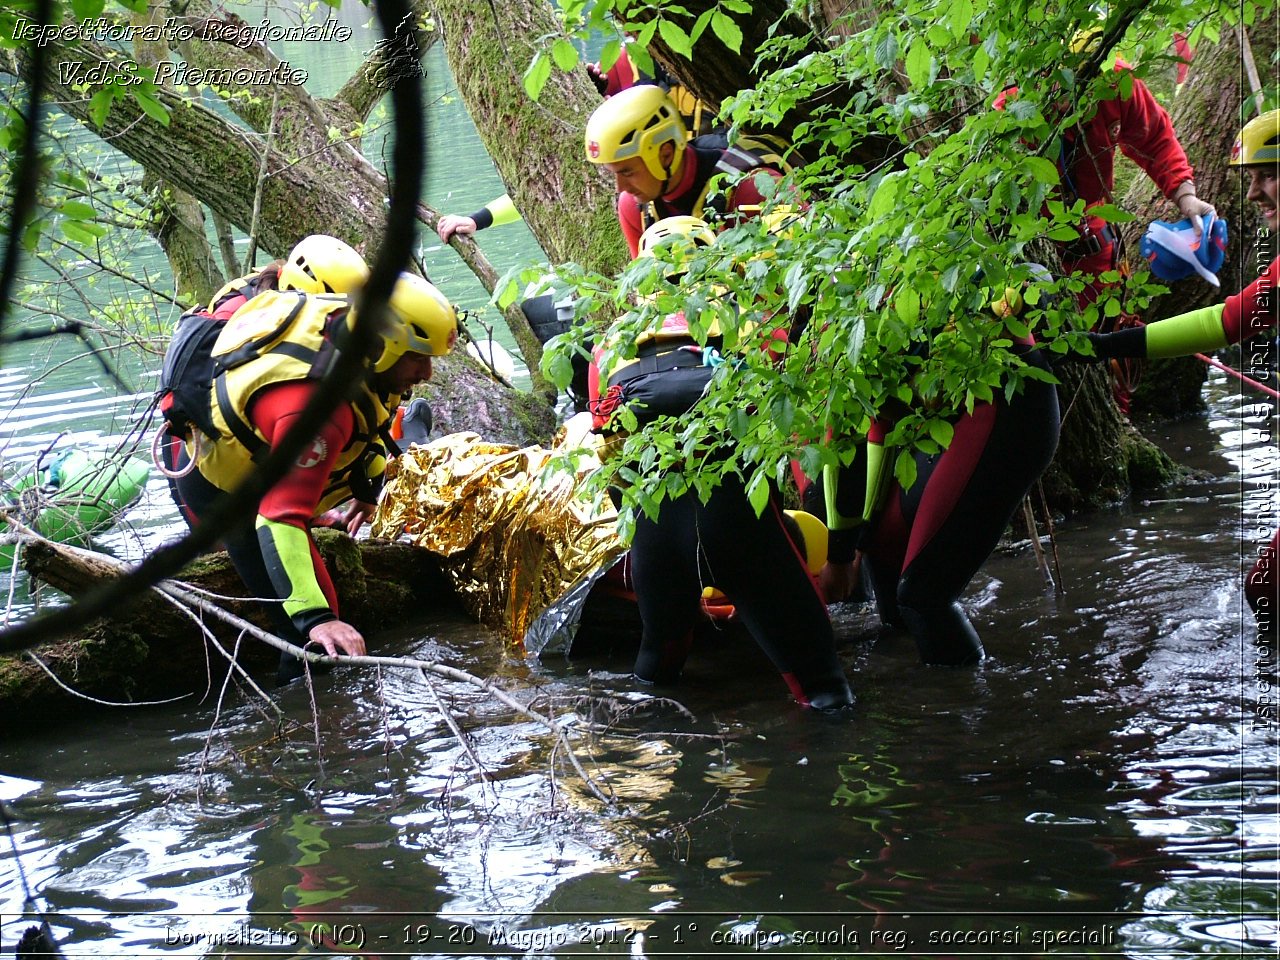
[783,510,828,574]
[370,274,458,372]
[638,215,716,256]
[279,235,370,295]
[1229,109,1280,166]
[584,84,687,181]
[638,216,715,278]
[1068,26,1103,56]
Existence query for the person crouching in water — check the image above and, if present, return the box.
[168,241,458,684]
[587,216,854,711]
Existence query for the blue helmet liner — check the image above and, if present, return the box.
[1140,215,1229,286]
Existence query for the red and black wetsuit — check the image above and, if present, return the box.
[808,337,1061,665]
[165,381,354,683]
[587,329,853,709]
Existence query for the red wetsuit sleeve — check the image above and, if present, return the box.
[617,191,645,258]
[1223,255,1280,343]
[604,49,640,96]
[1112,73,1195,198]
[251,381,353,625]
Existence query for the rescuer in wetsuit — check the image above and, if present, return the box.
[994,32,1214,410]
[583,84,790,257]
[167,253,459,683]
[587,216,854,711]
[1086,109,1280,631]
[810,268,1062,667]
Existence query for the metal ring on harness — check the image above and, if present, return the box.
[151,425,201,479]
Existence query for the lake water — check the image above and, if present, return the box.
[0,15,1277,960]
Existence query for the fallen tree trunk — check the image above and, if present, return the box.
[0,531,457,726]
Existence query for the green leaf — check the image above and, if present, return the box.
[940,262,962,292]
[927,418,954,448]
[551,38,579,72]
[57,200,96,220]
[60,220,99,245]
[543,344,574,389]
[635,19,658,48]
[905,38,931,88]
[746,470,770,516]
[1088,203,1136,223]
[133,91,170,127]
[894,285,920,326]
[893,449,917,492]
[1047,224,1082,241]
[948,0,973,38]
[972,42,989,82]
[70,0,104,18]
[690,9,713,44]
[869,172,901,218]
[1022,156,1059,184]
[523,51,552,100]
[88,89,114,129]
[597,38,621,72]
[710,11,743,53]
[22,218,46,253]
[874,31,898,71]
[658,18,693,58]
[495,276,519,309]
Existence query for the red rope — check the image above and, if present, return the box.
[1194,352,1280,401]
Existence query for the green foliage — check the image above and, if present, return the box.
[533,0,1276,529]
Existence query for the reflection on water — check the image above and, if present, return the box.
[3,373,1275,957]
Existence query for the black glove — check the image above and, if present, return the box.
[586,62,609,96]
[1085,327,1147,360]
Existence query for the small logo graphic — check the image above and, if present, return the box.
[588,140,601,158]
[298,438,328,469]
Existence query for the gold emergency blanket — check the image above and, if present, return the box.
[370,416,625,648]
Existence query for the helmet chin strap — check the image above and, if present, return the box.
[660,146,682,193]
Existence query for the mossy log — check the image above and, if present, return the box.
[0,532,457,726]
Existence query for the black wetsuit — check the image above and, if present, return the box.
[623,471,853,709]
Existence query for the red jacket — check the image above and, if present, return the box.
[995,64,1194,259]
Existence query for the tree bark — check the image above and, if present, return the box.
[129,6,220,306]
[1042,364,1179,512]
[429,0,628,275]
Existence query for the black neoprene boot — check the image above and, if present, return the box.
[899,601,984,666]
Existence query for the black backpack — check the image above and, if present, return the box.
[156,277,264,442]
